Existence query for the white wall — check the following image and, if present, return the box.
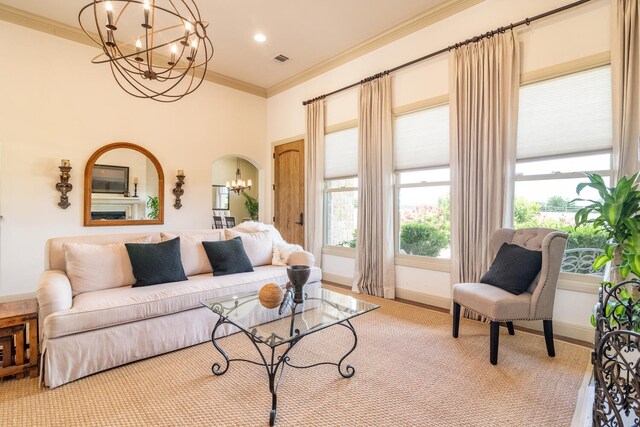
[0,21,268,297]
[267,0,611,340]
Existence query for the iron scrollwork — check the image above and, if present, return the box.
[592,279,640,426]
[208,304,359,426]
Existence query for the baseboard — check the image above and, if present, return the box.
[0,291,36,303]
[322,273,352,287]
[513,319,594,344]
[571,365,594,427]
[322,272,594,343]
[394,288,451,310]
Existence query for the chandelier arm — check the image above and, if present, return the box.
[109,61,154,98]
[78,3,105,47]
[154,66,198,99]
[90,36,186,66]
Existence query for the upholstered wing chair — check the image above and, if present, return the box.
[452,228,569,365]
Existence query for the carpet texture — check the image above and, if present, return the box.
[0,288,590,426]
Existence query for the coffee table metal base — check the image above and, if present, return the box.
[209,314,357,426]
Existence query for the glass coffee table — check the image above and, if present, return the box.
[201,286,379,426]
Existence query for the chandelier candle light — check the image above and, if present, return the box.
[79,0,214,102]
[226,158,252,195]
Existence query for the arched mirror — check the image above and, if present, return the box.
[84,142,164,226]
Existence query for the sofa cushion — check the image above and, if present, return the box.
[202,237,254,276]
[126,238,188,287]
[480,243,542,295]
[225,229,273,267]
[161,231,224,276]
[63,235,152,296]
[42,265,323,339]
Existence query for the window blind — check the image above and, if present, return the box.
[517,66,612,160]
[394,105,449,171]
[324,127,358,179]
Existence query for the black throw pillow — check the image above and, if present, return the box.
[202,237,254,276]
[480,243,542,295]
[125,237,188,287]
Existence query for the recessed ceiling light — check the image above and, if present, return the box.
[254,33,267,43]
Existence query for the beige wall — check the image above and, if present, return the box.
[211,156,259,221]
[0,20,267,297]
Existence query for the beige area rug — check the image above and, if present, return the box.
[1,288,590,427]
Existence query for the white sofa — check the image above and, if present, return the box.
[36,228,321,388]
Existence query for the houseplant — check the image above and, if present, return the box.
[573,172,640,425]
[147,196,159,220]
[573,172,640,282]
[241,192,259,221]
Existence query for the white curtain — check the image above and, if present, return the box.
[612,0,640,180]
[304,99,325,267]
[450,31,520,292]
[353,74,395,299]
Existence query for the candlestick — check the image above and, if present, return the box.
[142,0,151,29]
[181,21,192,46]
[105,1,117,30]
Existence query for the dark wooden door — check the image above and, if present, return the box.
[274,140,304,246]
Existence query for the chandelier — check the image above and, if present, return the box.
[78,0,214,102]
[226,158,252,195]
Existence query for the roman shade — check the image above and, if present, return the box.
[324,127,358,179]
[517,66,612,160]
[394,104,450,171]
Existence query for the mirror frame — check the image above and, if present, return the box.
[84,142,165,226]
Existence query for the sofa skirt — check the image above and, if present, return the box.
[41,280,322,388]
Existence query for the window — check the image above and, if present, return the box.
[394,104,451,258]
[324,127,358,247]
[515,66,612,275]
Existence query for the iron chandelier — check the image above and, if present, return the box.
[79,0,214,102]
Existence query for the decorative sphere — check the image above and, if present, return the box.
[259,283,284,309]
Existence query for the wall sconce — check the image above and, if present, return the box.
[56,159,73,209]
[173,169,185,209]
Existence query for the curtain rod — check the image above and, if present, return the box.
[302,0,593,106]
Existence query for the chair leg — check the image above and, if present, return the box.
[490,321,499,365]
[452,302,461,338]
[506,322,515,335]
[543,320,555,357]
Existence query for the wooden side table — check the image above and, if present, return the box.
[0,298,38,379]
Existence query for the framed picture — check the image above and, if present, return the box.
[92,164,129,194]
[212,185,229,210]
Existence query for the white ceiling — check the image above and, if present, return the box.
[0,0,450,89]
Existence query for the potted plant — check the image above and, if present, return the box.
[147,196,159,220]
[573,172,640,282]
[573,172,640,425]
[241,192,258,221]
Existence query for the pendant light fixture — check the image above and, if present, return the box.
[226,158,252,195]
[78,0,214,102]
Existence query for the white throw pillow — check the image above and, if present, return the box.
[63,235,152,296]
[160,231,223,276]
[224,229,273,267]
